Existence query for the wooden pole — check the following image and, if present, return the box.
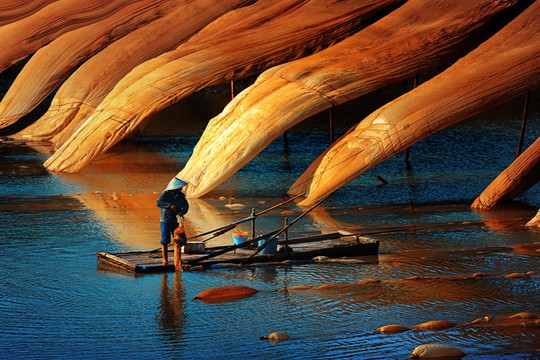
[404,145,410,164]
[376,175,388,186]
[404,74,418,164]
[251,208,256,240]
[230,80,235,100]
[329,107,334,144]
[256,193,305,216]
[284,217,289,246]
[516,91,529,158]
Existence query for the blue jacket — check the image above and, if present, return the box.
[156,190,189,223]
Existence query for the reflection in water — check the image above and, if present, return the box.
[1,93,539,359]
[158,272,185,340]
[74,191,246,250]
[39,141,263,249]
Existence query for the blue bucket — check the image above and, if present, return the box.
[233,231,249,248]
[258,236,278,255]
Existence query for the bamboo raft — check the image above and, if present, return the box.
[97,231,379,273]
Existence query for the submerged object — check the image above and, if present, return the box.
[414,320,455,331]
[377,324,409,334]
[508,312,538,319]
[409,344,466,359]
[193,285,259,303]
[259,332,290,343]
[357,278,381,286]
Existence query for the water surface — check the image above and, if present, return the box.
[0,89,539,359]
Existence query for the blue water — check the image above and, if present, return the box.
[0,88,539,359]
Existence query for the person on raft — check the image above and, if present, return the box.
[156,177,189,265]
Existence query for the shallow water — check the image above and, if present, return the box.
[1,88,539,359]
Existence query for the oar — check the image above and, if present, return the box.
[240,196,328,265]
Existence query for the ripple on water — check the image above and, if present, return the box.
[1,114,540,359]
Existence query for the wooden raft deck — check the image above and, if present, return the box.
[97,232,379,273]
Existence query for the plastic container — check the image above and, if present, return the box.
[232,231,249,248]
[182,241,205,254]
[258,236,278,255]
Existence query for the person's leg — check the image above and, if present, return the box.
[161,222,172,265]
[161,244,168,265]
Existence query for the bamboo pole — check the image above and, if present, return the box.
[284,217,289,244]
[404,73,418,164]
[186,193,304,241]
[516,91,529,158]
[255,193,304,216]
[251,208,256,240]
[329,107,334,144]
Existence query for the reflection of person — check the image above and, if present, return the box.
[158,272,185,336]
[156,177,189,265]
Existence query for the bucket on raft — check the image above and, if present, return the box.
[258,237,278,255]
[232,231,249,248]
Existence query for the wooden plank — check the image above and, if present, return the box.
[97,251,138,271]
[97,251,175,273]
[97,236,378,273]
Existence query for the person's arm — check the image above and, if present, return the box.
[177,194,189,215]
[156,191,172,209]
